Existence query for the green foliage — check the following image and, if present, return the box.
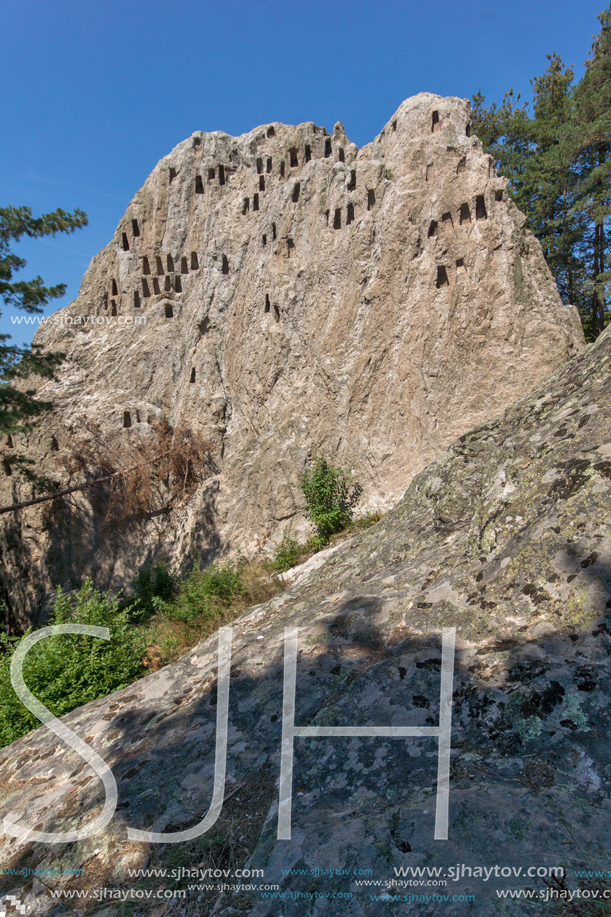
[304,534,328,552]
[162,561,247,624]
[0,557,285,748]
[472,5,611,339]
[299,453,361,538]
[0,204,88,436]
[0,579,146,748]
[271,528,347,574]
[145,558,282,666]
[573,6,611,339]
[132,560,177,617]
[273,534,301,572]
[269,457,366,573]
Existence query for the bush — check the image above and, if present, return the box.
[299,454,361,539]
[0,579,147,748]
[133,560,177,617]
[273,535,301,572]
[163,561,247,624]
[272,531,337,574]
[148,559,281,666]
[304,534,328,552]
[0,558,286,746]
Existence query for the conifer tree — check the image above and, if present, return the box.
[529,55,586,309]
[473,58,582,306]
[472,5,611,339]
[0,205,87,434]
[573,6,611,337]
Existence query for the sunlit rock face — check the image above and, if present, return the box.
[0,92,583,623]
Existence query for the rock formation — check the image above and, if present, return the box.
[0,92,583,624]
[1,305,610,917]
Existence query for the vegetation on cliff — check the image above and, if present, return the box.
[0,580,145,747]
[299,453,362,538]
[0,557,283,747]
[0,452,371,745]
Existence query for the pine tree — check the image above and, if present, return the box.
[0,205,87,435]
[472,5,611,340]
[471,90,505,151]
[528,55,583,308]
[573,6,611,338]
[473,56,581,298]
[471,87,529,187]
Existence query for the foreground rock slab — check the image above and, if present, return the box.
[0,92,583,624]
[1,320,610,916]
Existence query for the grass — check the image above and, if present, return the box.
[142,510,386,665]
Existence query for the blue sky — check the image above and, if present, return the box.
[1,0,605,347]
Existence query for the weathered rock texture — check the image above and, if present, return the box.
[0,93,583,623]
[2,318,611,916]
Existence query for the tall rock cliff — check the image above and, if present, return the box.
[0,93,583,623]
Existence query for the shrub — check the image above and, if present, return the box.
[148,559,281,665]
[299,453,361,539]
[0,579,147,748]
[133,560,177,617]
[163,561,247,624]
[304,534,328,553]
[273,534,301,572]
[0,558,287,746]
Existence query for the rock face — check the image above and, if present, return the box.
[1,323,611,916]
[0,92,583,624]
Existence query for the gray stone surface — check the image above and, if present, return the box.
[1,318,611,916]
[0,93,583,625]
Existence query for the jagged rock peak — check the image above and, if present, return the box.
[2,92,584,621]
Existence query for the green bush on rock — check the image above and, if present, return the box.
[161,561,247,624]
[273,535,301,572]
[132,560,177,616]
[0,579,147,748]
[299,453,361,539]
